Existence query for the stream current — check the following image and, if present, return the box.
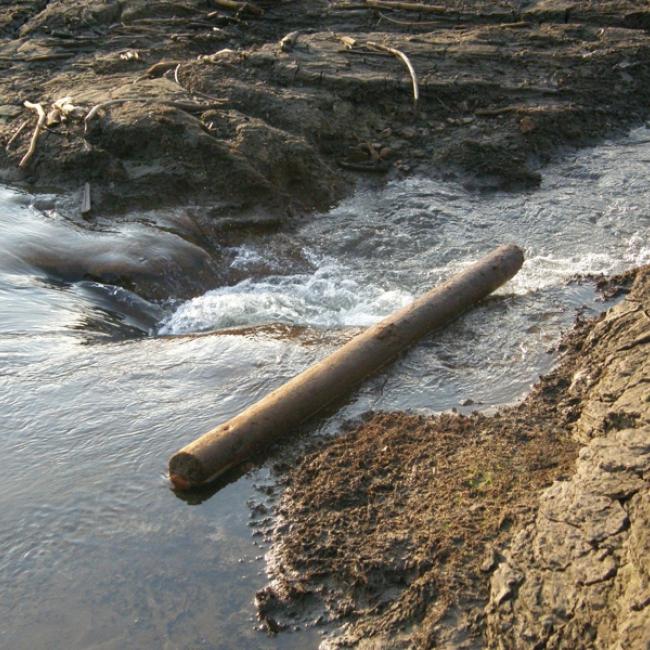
[1,128,649,649]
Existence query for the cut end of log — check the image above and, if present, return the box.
[169,451,206,490]
[503,243,524,268]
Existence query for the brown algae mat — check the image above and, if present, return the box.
[256,266,649,648]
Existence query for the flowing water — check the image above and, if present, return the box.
[1,128,649,649]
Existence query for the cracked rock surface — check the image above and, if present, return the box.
[486,269,650,650]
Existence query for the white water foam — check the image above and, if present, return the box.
[160,230,648,335]
[508,233,649,294]
[159,257,413,334]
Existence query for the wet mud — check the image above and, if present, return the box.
[256,266,649,648]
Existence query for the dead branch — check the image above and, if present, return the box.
[19,101,46,168]
[334,0,447,14]
[5,119,28,150]
[367,41,419,105]
[212,0,264,16]
[377,10,445,26]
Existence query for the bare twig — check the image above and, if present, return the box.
[279,31,300,52]
[334,1,447,14]
[5,119,28,150]
[377,10,445,26]
[367,41,419,105]
[474,105,520,117]
[19,101,46,168]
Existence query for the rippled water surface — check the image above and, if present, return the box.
[1,128,649,649]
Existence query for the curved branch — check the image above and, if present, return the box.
[19,101,46,168]
[367,42,419,105]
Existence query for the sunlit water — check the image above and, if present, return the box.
[1,127,649,649]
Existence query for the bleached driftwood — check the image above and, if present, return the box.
[198,48,239,64]
[53,97,85,120]
[5,119,28,150]
[45,97,86,126]
[334,0,447,14]
[19,101,46,168]
[279,31,300,52]
[46,107,62,127]
[367,41,419,105]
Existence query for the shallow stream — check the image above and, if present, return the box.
[1,128,649,649]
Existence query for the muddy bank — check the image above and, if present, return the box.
[256,265,649,648]
[1,0,650,221]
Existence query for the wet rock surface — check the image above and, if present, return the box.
[1,0,650,219]
[257,266,649,647]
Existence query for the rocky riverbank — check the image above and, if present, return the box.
[256,266,649,648]
[1,0,650,225]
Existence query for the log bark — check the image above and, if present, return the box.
[169,244,524,490]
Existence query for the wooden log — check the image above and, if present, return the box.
[168,244,524,490]
[334,1,448,14]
